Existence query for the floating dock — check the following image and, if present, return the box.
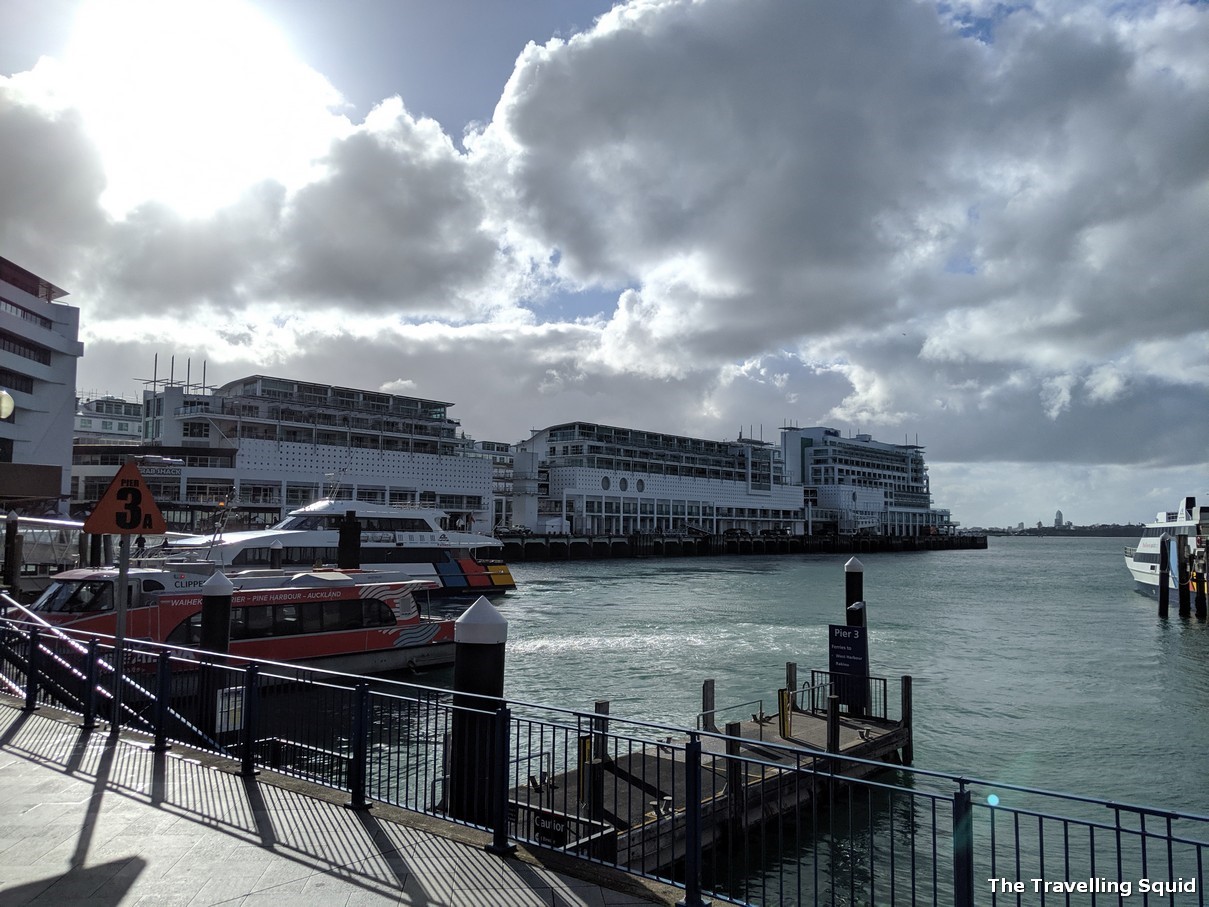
[506,667,913,875]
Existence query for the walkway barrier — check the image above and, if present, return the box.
[2,602,1206,907]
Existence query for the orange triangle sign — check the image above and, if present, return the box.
[82,461,168,535]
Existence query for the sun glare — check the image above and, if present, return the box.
[64,0,347,218]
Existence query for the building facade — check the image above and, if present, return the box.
[511,421,804,536]
[74,395,143,444]
[781,427,950,536]
[0,257,83,513]
[71,374,494,532]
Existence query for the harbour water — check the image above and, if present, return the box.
[441,535,1208,815]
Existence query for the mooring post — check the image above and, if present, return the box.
[701,678,717,732]
[900,675,914,765]
[89,533,102,568]
[449,597,507,830]
[826,694,840,756]
[199,571,234,654]
[593,700,610,759]
[1195,561,1207,620]
[785,662,798,711]
[1158,534,1170,617]
[269,539,283,570]
[725,721,744,834]
[1177,536,1191,618]
[337,510,361,568]
[844,556,864,609]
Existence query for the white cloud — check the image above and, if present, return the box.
[2,0,1207,527]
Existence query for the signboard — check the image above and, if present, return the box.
[82,460,168,535]
[828,624,869,712]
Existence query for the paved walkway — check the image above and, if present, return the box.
[0,700,678,906]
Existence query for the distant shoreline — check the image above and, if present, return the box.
[985,525,1143,538]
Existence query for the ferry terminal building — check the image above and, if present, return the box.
[71,371,950,539]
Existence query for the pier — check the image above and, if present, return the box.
[499,530,986,561]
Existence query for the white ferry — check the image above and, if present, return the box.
[1124,496,1205,596]
[165,499,516,598]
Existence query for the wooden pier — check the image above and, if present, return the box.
[507,667,913,875]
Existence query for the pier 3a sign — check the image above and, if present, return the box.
[83,461,167,535]
[828,624,869,712]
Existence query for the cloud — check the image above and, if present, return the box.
[3,0,1208,527]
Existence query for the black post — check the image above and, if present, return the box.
[1196,562,1207,621]
[81,638,98,730]
[269,540,283,571]
[1158,534,1170,617]
[952,784,975,907]
[199,572,234,654]
[337,510,361,569]
[1176,536,1191,619]
[449,596,507,829]
[153,650,172,753]
[900,675,914,765]
[241,664,260,778]
[89,533,102,568]
[486,705,516,855]
[2,511,18,597]
[347,682,371,810]
[726,721,744,835]
[678,735,706,907]
[846,600,866,628]
[23,627,40,712]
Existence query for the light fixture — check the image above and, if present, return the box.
[0,390,13,420]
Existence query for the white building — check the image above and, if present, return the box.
[512,421,803,535]
[0,257,83,513]
[74,395,143,444]
[71,374,494,532]
[781,427,950,537]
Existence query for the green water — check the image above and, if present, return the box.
[488,536,1209,814]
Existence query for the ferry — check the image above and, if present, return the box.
[19,561,457,674]
[165,499,516,598]
[1124,496,1206,596]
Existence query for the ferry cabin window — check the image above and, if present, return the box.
[32,580,115,614]
[165,597,399,644]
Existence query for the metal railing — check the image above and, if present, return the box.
[2,606,1205,907]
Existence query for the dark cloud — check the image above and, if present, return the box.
[0,90,106,271]
[275,103,499,313]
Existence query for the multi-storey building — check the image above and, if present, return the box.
[0,257,83,513]
[781,427,950,536]
[74,395,143,444]
[511,421,803,536]
[71,374,494,532]
[473,440,516,530]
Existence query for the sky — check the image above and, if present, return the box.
[0,0,1206,530]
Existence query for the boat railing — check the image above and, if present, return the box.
[4,612,1207,907]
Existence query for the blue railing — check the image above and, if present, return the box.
[1,608,1205,906]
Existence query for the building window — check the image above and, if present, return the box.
[636,479,645,492]
[601,477,611,490]
[619,478,628,491]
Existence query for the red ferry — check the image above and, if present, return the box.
[22,563,457,674]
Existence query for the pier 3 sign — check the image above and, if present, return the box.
[828,624,869,711]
